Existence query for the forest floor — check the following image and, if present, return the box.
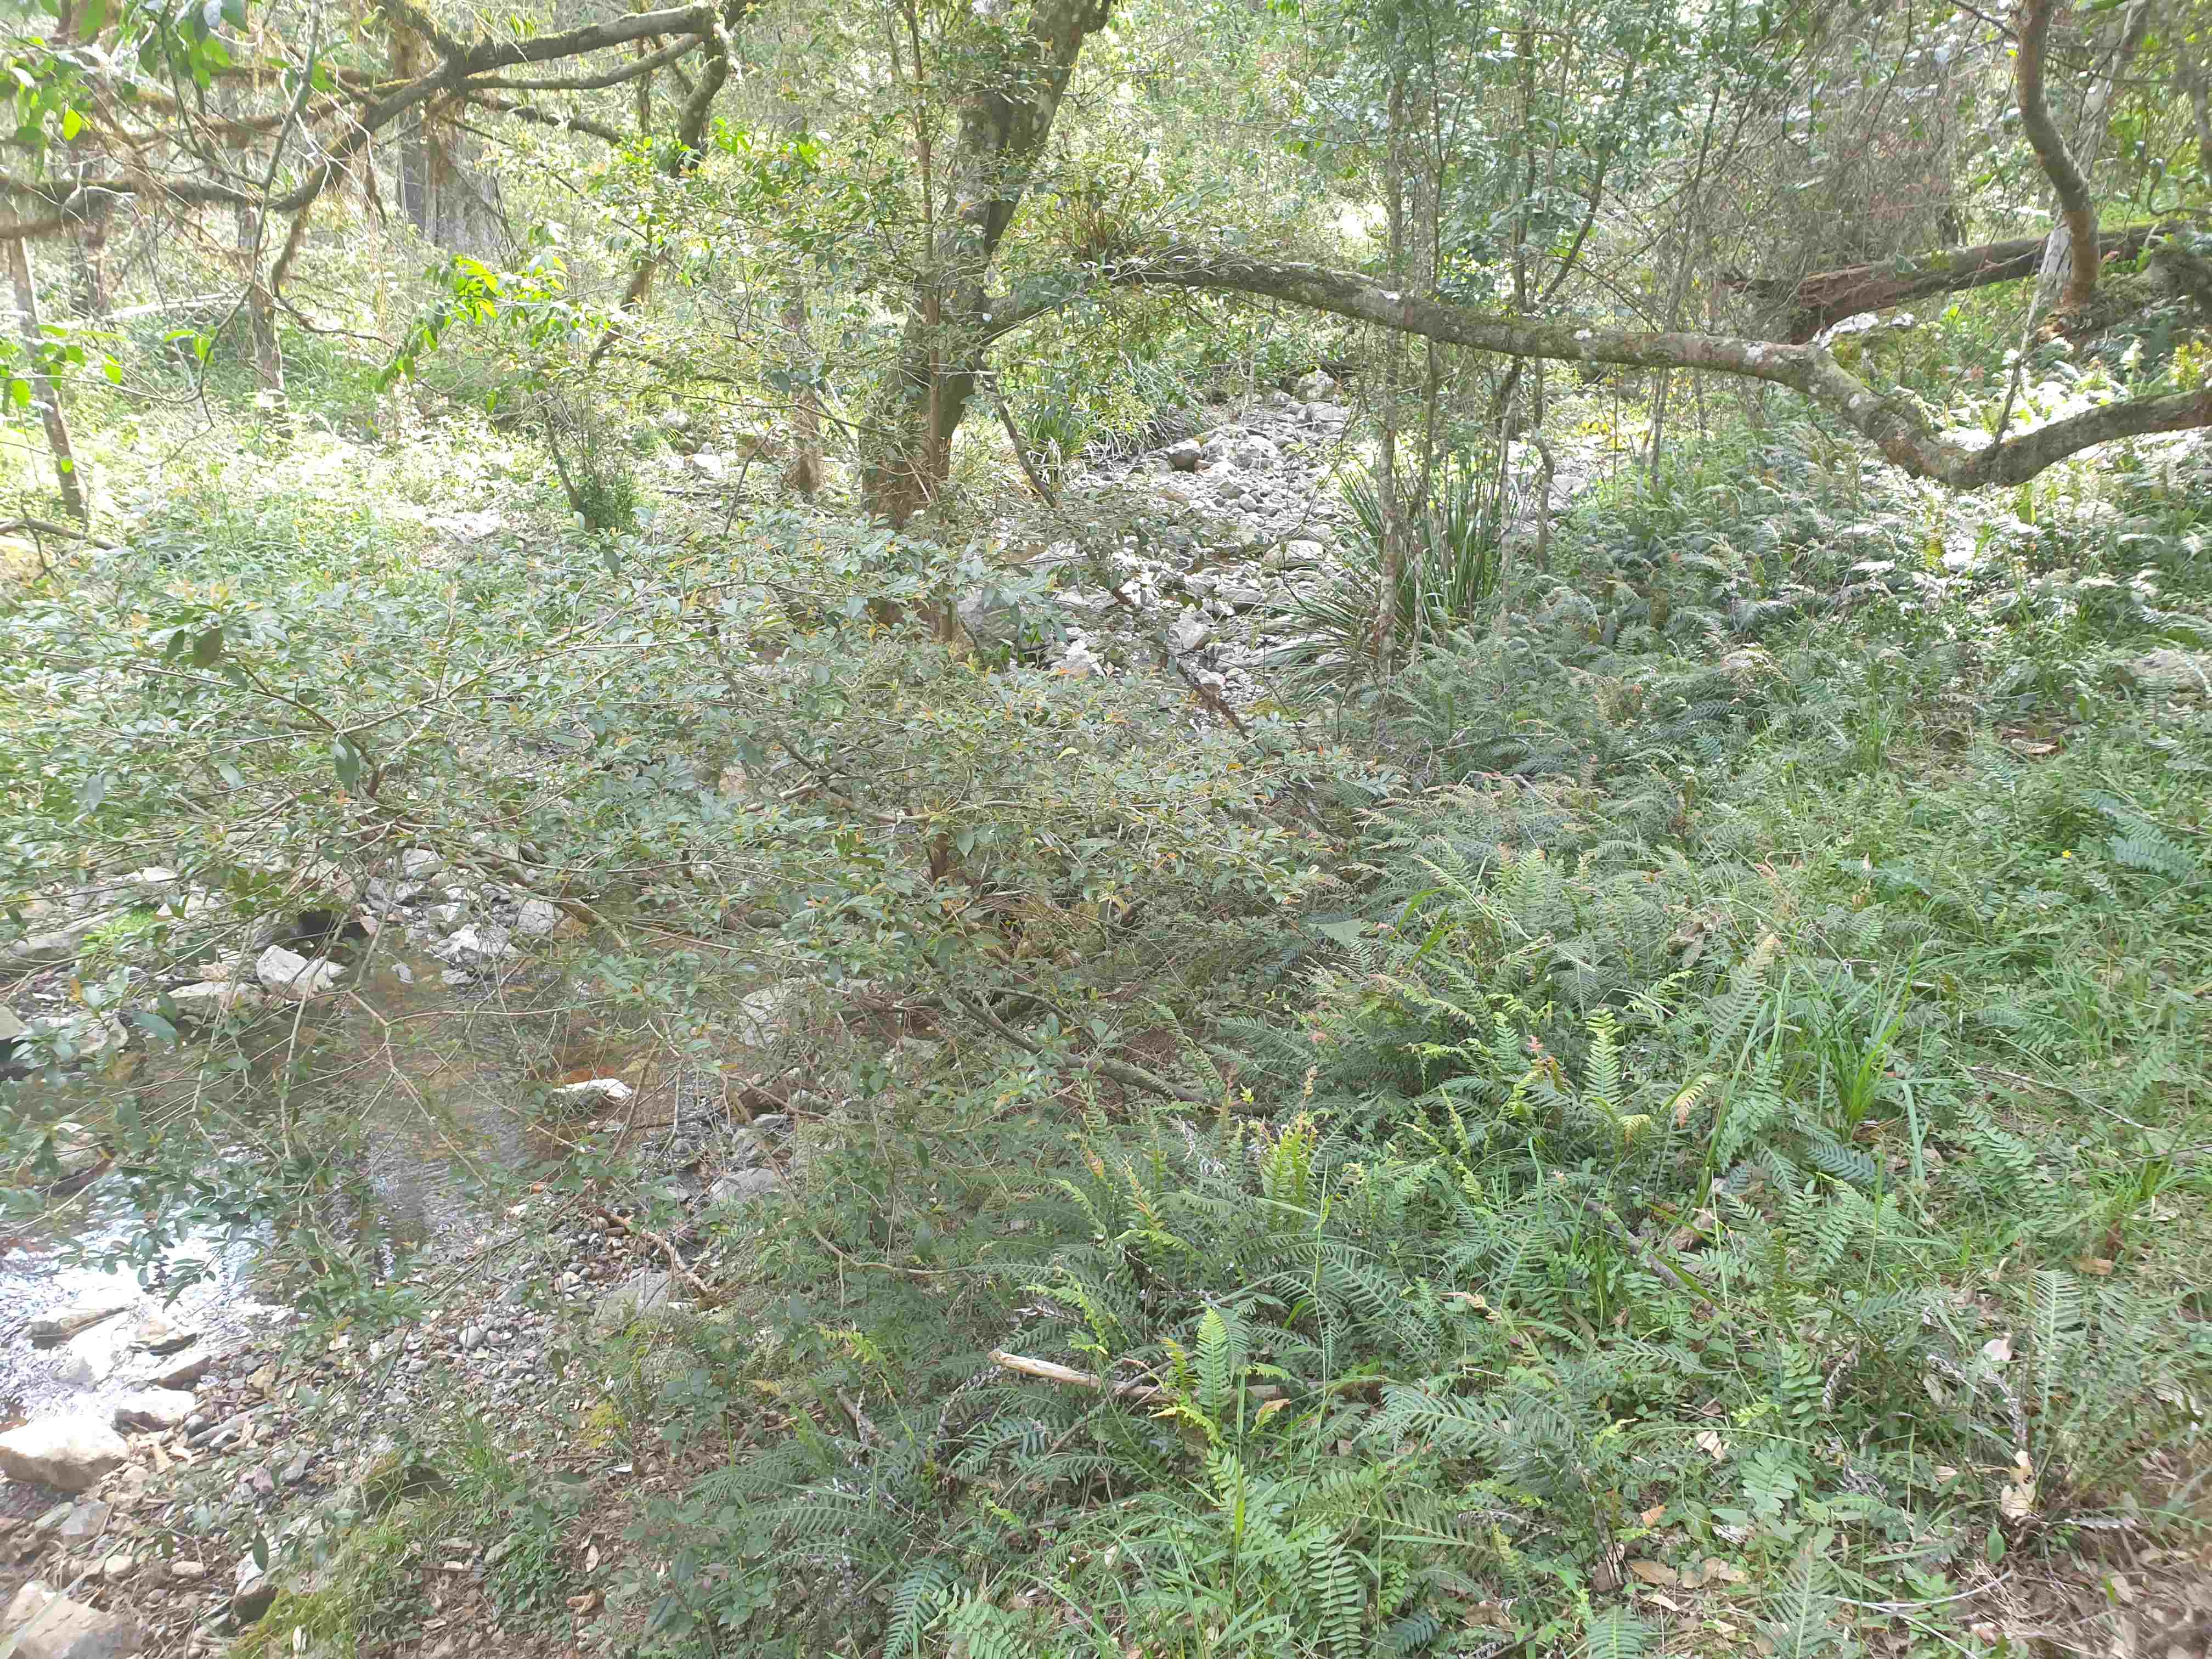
[4,385,2212,1659]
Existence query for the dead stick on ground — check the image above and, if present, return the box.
[989,1349,1284,1403]
[600,1206,716,1304]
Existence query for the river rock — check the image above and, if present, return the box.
[112,1390,197,1432]
[591,1269,673,1334]
[432,925,512,965]
[1,925,93,975]
[2120,648,2212,696]
[132,1345,215,1390]
[1165,439,1203,472]
[709,1167,783,1206]
[27,1294,134,1347]
[55,1500,110,1541]
[1167,613,1212,654]
[131,1311,200,1355]
[0,1417,131,1492]
[57,1321,136,1388]
[255,946,342,1000]
[0,1581,145,1659]
[514,898,565,937]
[1229,434,1279,471]
[0,1005,26,1046]
[164,980,261,1023]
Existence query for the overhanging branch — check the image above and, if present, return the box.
[1096,246,2211,489]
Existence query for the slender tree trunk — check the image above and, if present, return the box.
[235,201,285,408]
[1371,72,1407,675]
[781,279,822,496]
[2021,0,2149,316]
[6,238,87,521]
[64,151,111,318]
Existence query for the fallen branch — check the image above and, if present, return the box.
[1090,246,2212,490]
[989,1348,1284,1403]
[597,1205,718,1304]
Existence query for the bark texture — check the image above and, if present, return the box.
[859,0,1114,524]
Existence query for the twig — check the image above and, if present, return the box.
[597,1205,717,1304]
[989,1348,1285,1403]
[989,1349,1171,1403]
[986,370,1059,507]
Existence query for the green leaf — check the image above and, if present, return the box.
[332,737,363,787]
[128,1008,178,1043]
[76,771,107,813]
[8,377,29,409]
[60,105,81,139]
[103,356,122,384]
[190,626,224,667]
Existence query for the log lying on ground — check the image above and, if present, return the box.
[1728,225,2167,342]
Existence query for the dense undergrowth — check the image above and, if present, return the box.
[575,425,2210,1658]
[4,373,2210,1657]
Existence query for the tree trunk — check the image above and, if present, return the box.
[63,152,111,318]
[1372,72,1408,675]
[2017,0,2148,317]
[234,202,285,408]
[5,238,87,521]
[781,280,823,497]
[857,0,1111,524]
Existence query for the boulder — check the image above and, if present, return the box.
[0,1416,131,1492]
[254,946,342,1001]
[1164,439,1204,472]
[1293,370,1339,402]
[1,1582,145,1659]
